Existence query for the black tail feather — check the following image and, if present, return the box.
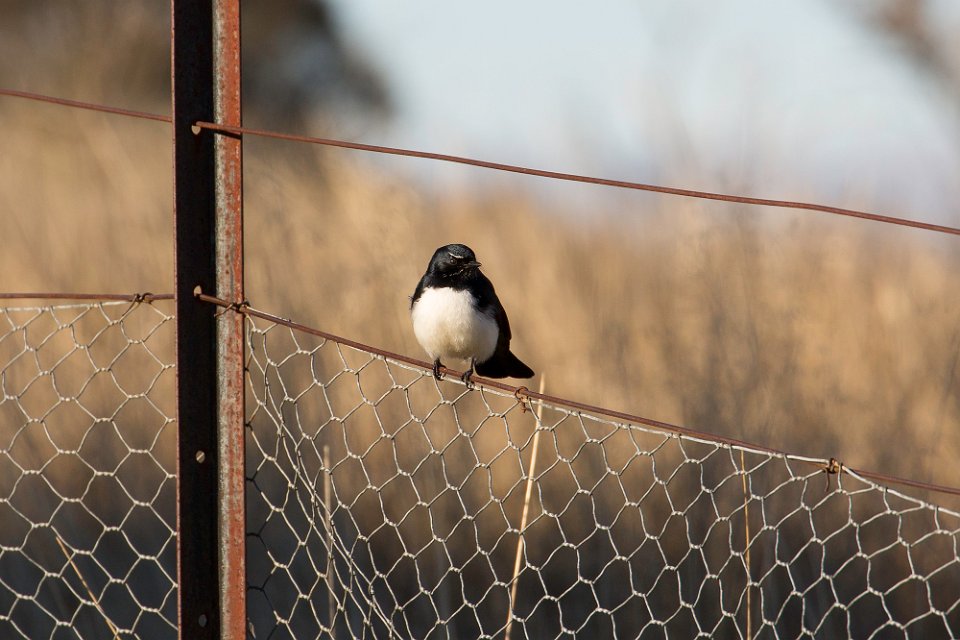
[475,350,534,379]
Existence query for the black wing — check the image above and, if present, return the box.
[472,272,511,343]
[472,271,535,379]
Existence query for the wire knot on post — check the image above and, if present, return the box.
[216,299,250,318]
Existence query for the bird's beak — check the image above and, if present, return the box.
[467,261,481,268]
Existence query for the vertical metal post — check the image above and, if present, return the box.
[213,0,246,637]
[172,0,217,636]
[172,1,244,639]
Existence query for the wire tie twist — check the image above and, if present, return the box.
[216,299,250,318]
[824,457,843,493]
[123,291,155,315]
[514,386,531,413]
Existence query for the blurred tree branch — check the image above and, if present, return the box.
[0,0,390,125]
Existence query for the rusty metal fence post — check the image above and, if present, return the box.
[172,1,245,639]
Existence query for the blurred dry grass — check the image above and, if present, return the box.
[2,94,959,499]
[3,5,960,636]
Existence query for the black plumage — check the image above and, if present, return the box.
[411,244,534,381]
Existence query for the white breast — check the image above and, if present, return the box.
[411,287,498,363]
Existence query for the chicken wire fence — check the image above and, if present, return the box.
[0,301,177,640]
[245,314,960,640]
[2,302,960,640]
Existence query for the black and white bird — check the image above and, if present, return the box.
[411,244,535,381]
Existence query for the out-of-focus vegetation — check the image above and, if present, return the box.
[3,90,959,496]
[1,0,959,488]
[3,1,960,637]
[0,0,388,123]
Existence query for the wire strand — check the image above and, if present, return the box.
[0,292,174,302]
[2,88,958,236]
[194,290,960,501]
[0,88,171,123]
[193,120,960,237]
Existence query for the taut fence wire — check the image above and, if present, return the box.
[0,294,174,303]
[3,87,960,237]
[196,291,960,502]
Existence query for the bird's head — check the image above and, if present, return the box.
[427,244,482,278]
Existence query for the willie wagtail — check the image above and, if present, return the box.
[411,244,535,381]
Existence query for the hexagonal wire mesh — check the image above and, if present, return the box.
[3,302,958,639]
[0,302,177,640]
[244,314,960,639]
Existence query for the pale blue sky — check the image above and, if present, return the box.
[332,0,960,224]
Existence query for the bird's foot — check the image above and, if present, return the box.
[461,360,476,386]
[432,359,443,381]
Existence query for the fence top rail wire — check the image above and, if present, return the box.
[194,120,960,237]
[3,87,960,237]
[193,289,960,502]
[0,292,174,302]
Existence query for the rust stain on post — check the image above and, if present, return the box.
[213,0,246,638]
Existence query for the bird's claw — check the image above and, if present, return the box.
[461,359,476,386]
[431,359,478,386]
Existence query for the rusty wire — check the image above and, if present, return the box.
[0,292,174,302]
[3,87,960,236]
[0,88,171,123]
[194,289,960,501]
[192,120,960,236]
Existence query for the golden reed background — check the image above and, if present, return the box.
[2,96,958,500]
